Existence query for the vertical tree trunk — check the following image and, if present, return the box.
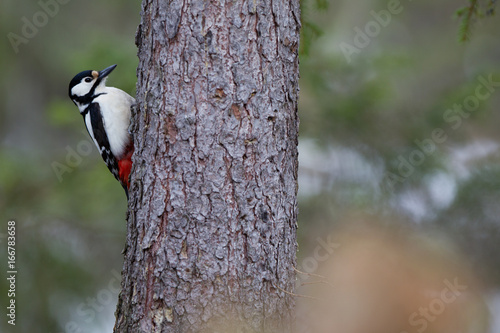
[114,0,300,331]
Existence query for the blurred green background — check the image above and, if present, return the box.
[1,0,500,332]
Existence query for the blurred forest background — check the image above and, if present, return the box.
[1,0,500,332]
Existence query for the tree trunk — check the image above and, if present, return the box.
[114,0,300,331]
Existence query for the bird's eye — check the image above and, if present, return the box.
[85,77,92,83]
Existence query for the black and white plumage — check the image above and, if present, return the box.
[68,64,135,197]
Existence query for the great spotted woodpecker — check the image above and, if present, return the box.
[68,64,134,198]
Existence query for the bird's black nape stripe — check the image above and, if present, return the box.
[73,93,106,109]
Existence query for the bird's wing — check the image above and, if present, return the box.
[85,102,121,184]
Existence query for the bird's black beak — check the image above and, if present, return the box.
[98,64,117,79]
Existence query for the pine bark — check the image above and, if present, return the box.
[114,0,300,331]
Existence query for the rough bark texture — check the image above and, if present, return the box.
[114,0,300,331]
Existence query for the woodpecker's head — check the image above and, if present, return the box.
[68,64,117,112]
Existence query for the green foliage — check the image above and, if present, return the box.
[298,1,500,280]
[300,0,330,56]
[456,0,497,42]
[301,21,324,56]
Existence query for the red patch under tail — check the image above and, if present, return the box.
[118,146,134,190]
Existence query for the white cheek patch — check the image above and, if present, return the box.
[71,82,94,97]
